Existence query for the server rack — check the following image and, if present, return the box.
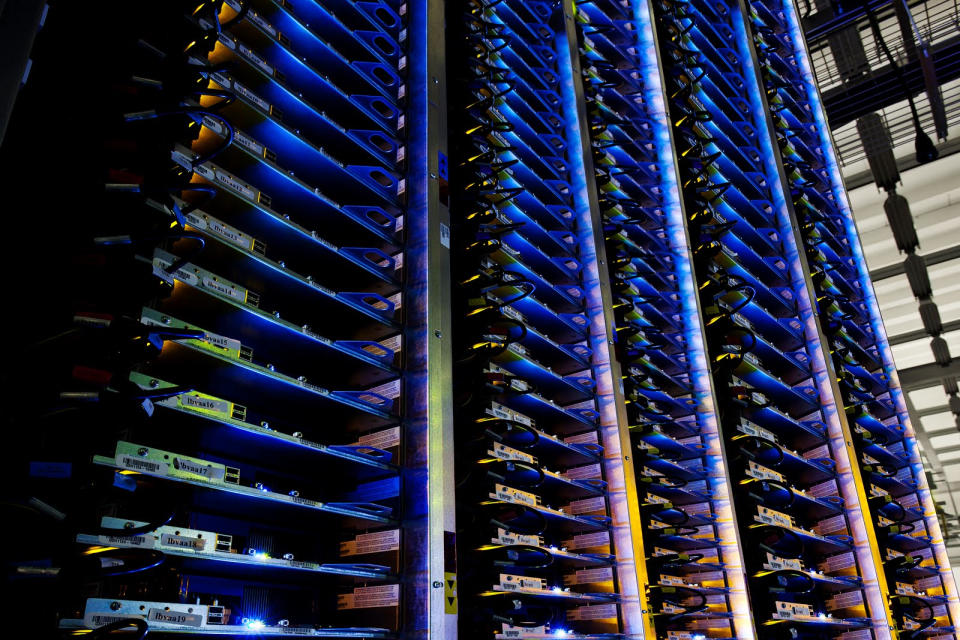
[1,1,956,640]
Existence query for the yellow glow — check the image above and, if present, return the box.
[82,546,117,555]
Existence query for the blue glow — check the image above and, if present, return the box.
[245,619,266,630]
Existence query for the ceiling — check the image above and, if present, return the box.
[807,0,960,562]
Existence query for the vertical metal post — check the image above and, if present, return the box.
[557,2,650,636]
[641,0,759,636]
[0,0,46,144]
[403,1,455,638]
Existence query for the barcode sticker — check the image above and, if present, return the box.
[98,534,154,548]
[116,455,166,476]
[84,614,142,628]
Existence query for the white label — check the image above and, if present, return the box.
[213,169,258,201]
[180,393,231,417]
[173,457,225,482]
[764,553,803,571]
[495,528,540,546]
[147,608,203,627]
[202,331,243,354]
[747,461,784,482]
[234,130,266,157]
[116,455,166,476]
[756,506,793,528]
[775,601,813,619]
[494,484,537,507]
[500,573,544,590]
[397,114,405,131]
[159,533,207,551]
[491,442,535,464]
[246,8,277,37]
[210,72,232,89]
[239,43,275,76]
[202,276,246,302]
[152,256,199,287]
[234,80,270,111]
[440,223,450,248]
[396,145,406,163]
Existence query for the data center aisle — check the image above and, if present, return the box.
[1,1,957,640]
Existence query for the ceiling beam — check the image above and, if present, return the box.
[889,320,960,346]
[870,244,960,282]
[898,360,960,390]
[844,139,960,190]
[916,404,952,418]
[905,392,942,472]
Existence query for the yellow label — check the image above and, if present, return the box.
[444,572,457,614]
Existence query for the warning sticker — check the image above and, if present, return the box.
[340,529,400,556]
[562,531,609,550]
[357,426,401,450]
[336,584,400,609]
[566,496,606,515]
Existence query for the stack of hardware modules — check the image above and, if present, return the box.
[5,0,411,636]
[651,0,890,637]
[746,1,960,638]
[449,0,626,637]
[574,1,746,639]
[3,1,957,639]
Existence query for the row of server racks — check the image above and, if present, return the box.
[1,0,958,639]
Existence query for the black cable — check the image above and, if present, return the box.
[88,618,149,640]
